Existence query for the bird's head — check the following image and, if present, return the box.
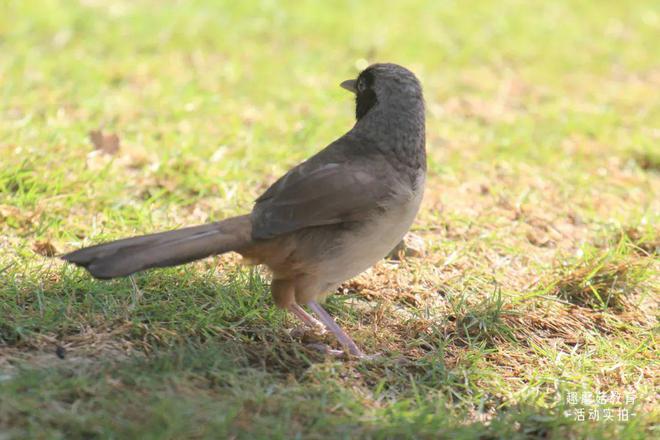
[341,63,423,120]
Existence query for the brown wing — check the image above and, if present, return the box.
[251,140,393,240]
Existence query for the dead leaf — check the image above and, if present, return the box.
[526,230,552,247]
[33,241,57,257]
[89,130,120,155]
[388,232,426,260]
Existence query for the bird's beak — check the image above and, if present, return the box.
[340,79,357,93]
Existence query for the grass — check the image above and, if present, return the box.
[1,0,658,438]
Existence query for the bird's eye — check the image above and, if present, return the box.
[357,80,366,93]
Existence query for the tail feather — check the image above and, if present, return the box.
[62,215,252,279]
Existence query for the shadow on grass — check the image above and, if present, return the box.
[0,339,633,440]
[1,262,652,438]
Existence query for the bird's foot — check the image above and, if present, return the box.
[306,343,345,357]
[292,300,377,360]
[288,303,327,334]
[307,300,366,357]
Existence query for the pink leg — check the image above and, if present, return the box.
[307,300,365,357]
[288,303,325,331]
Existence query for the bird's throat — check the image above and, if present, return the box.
[356,89,378,120]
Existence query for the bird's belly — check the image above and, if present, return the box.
[322,188,423,287]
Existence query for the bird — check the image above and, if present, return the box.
[62,63,426,357]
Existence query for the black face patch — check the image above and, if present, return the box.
[355,70,377,120]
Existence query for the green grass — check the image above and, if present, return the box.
[1,0,658,438]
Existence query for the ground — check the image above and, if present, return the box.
[0,0,658,438]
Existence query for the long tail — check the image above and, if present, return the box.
[62,215,253,279]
